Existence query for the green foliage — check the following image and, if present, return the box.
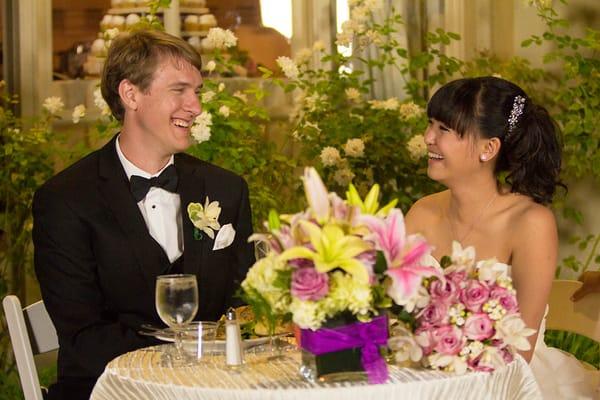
[545,330,599,368]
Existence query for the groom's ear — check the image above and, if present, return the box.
[118,79,139,112]
[479,137,501,163]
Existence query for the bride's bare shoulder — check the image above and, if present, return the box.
[506,194,557,242]
[405,191,448,233]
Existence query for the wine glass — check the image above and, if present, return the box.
[155,274,199,362]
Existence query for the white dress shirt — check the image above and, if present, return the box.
[115,137,183,263]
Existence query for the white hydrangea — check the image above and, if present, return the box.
[320,146,341,166]
[218,105,230,117]
[201,90,215,103]
[191,111,213,144]
[276,56,299,80]
[345,87,361,102]
[71,104,86,124]
[327,271,372,316]
[93,88,112,116]
[42,96,64,115]
[333,167,355,187]
[204,28,237,50]
[289,298,326,330]
[399,101,424,119]
[205,60,216,73]
[407,134,427,160]
[369,97,399,111]
[242,254,290,314]
[343,138,365,158]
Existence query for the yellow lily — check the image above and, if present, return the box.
[346,183,398,216]
[279,221,372,283]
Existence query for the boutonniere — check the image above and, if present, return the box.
[187,197,221,240]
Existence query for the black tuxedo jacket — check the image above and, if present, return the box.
[33,135,254,388]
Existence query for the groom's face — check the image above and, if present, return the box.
[131,56,203,157]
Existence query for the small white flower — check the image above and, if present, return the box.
[201,90,215,103]
[218,105,230,117]
[368,97,399,111]
[93,88,112,116]
[407,134,427,160]
[42,96,65,115]
[187,197,221,239]
[205,27,237,49]
[476,259,509,283]
[312,40,326,52]
[233,91,248,103]
[399,101,424,119]
[191,111,213,143]
[343,138,365,157]
[336,31,353,47]
[218,82,225,92]
[345,87,361,102]
[333,167,355,186]
[71,104,86,124]
[276,56,299,80]
[320,146,341,167]
[450,241,477,272]
[388,324,423,363]
[205,60,216,72]
[365,30,384,45]
[294,48,313,64]
[495,314,536,351]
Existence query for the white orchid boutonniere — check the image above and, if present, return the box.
[188,197,221,240]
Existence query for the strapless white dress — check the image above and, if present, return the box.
[424,255,599,399]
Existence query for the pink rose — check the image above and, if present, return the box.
[490,287,519,314]
[446,270,467,285]
[460,280,490,312]
[291,267,329,301]
[467,353,495,372]
[417,302,448,328]
[463,313,495,340]
[430,278,459,304]
[498,345,515,364]
[432,325,464,356]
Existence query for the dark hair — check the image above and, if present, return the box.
[427,76,564,204]
[101,29,202,122]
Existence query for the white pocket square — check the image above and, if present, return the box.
[213,223,235,250]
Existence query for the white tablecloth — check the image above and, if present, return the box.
[91,345,542,400]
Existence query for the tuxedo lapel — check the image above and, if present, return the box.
[175,154,207,278]
[97,136,170,292]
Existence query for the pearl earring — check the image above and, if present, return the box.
[480,155,487,162]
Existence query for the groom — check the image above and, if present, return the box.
[33,30,255,400]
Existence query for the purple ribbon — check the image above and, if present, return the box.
[300,315,389,384]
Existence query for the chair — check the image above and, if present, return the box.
[3,295,59,400]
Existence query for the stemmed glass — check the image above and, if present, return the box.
[155,274,199,362]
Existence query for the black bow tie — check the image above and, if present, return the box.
[130,164,179,202]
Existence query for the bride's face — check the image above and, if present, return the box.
[424,118,481,184]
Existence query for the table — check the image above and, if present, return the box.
[90,345,542,400]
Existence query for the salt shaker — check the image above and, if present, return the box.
[225,307,244,367]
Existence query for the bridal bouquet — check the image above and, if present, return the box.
[389,243,536,374]
[241,167,441,383]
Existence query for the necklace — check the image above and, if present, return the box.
[447,192,498,244]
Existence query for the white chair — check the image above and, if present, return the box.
[3,295,59,400]
[546,279,600,369]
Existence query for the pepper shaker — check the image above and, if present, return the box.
[225,307,244,367]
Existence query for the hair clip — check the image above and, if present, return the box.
[506,95,526,139]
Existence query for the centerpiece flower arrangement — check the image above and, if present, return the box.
[242,168,535,382]
[241,167,442,383]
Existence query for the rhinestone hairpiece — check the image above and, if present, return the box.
[506,95,526,138]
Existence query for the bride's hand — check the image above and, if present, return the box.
[571,271,600,301]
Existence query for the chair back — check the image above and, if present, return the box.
[3,295,58,400]
[546,279,600,342]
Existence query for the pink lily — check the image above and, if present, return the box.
[302,167,329,222]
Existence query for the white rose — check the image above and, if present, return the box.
[399,101,424,120]
[205,60,216,72]
[407,134,427,160]
[333,167,355,186]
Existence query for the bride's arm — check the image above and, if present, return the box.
[510,204,558,362]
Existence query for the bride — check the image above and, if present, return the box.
[405,76,599,399]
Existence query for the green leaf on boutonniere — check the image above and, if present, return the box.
[193,227,203,241]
